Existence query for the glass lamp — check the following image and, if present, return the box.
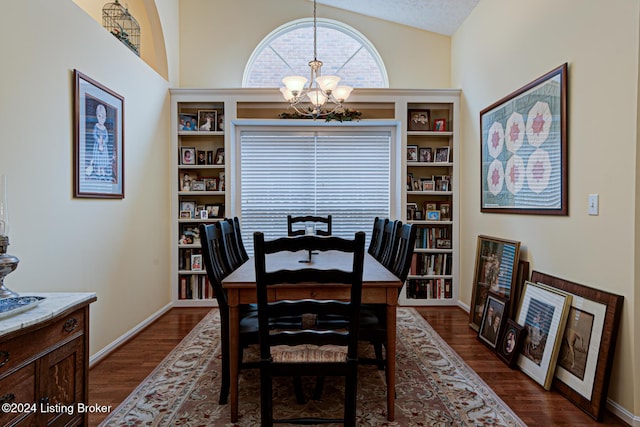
[0,175,19,298]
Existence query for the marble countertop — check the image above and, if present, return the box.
[0,292,97,339]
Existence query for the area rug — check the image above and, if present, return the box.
[100,308,526,426]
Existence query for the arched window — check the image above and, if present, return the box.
[243,18,388,88]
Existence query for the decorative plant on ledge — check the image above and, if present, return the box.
[279,109,362,122]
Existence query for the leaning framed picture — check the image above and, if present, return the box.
[477,292,508,350]
[74,70,124,199]
[181,147,196,165]
[497,319,527,368]
[531,271,624,420]
[469,235,521,331]
[516,280,572,390]
[480,63,567,215]
[197,110,216,132]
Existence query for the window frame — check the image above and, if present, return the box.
[242,17,389,88]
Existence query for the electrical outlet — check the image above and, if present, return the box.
[588,194,599,215]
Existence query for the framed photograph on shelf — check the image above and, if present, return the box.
[435,238,451,249]
[419,147,433,162]
[180,172,194,191]
[478,292,508,350]
[179,210,191,219]
[426,210,440,221]
[179,200,196,218]
[406,202,418,221]
[204,178,218,191]
[434,146,450,163]
[469,235,521,331]
[433,118,446,132]
[436,178,449,192]
[206,203,224,218]
[73,70,124,199]
[440,203,451,220]
[497,319,527,368]
[179,113,197,131]
[181,146,196,165]
[422,180,435,192]
[207,150,214,165]
[407,145,418,162]
[219,171,225,191]
[531,271,624,420]
[197,110,216,131]
[408,109,430,131]
[516,280,572,390]
[481,63,568,215]
[190,180,205,191]
[215,148,225,165]
[191,254,203,271]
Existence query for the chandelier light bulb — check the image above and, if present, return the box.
[282,76,308,96]
[333,86,353,103]
[280,87,295,102]
[316,75,340,93]
[307,89,327,107]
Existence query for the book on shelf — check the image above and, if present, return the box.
[406,278,452,300]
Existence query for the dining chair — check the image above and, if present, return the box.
[231,217,249,263]
[253,231,365,427]
[199,222,259,404]
[379,219,402,269]
[220,218,245,271]
[359,223,418,367]
[367,216,388,257]
[287,214,332,236]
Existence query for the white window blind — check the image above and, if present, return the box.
[240,130,391,254]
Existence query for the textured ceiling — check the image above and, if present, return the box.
[313,0,480,36]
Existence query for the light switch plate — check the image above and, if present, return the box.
[588,194,599,215]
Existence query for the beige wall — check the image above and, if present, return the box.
[177,0,451,89]
[0,0,173,356]
[452,0,639,417]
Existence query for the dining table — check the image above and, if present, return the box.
[222,249,402,422]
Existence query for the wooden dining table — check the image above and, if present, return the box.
[222,250,402,422]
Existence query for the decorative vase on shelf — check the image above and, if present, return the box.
[0,174,19,299]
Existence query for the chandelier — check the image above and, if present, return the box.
[280,0,353,119]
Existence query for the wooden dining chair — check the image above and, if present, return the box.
[379,219,402,269]
[367,217,388,257]
[199,222,259,404]
[253,231,365,427]
[287,214,332,236]
[220,218,245,270]
[359,223,417,367]
[230,216,249,263]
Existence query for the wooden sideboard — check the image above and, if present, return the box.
[0,293,96,426]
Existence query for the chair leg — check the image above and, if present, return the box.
[312,376,325,400]
[219,317,230,404]
[344,361,358,427]
[260,363,274,427]
[293,376,306,404]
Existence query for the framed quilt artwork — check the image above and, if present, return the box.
[480,63,567,215]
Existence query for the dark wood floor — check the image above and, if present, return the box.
[88,306,629,426]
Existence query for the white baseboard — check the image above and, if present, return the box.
[607,398,640,426]
[89,302,173,367]
[457,300,470,313]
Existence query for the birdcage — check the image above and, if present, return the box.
[102,0,140,56]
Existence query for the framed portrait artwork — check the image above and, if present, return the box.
[74,70,124,199]
[480,63,568,215]
[406,145,418,162]
[478,292,508,350]
[408,109,430,131]
[197,110,217,132]
[531,271,624,420]
[181,147,196,165]
[434,147,450,163]
[516,281,572,390]
[179,113,197,131]
[469,235,521,331]
[215,148,225,165]
[191,254,203,271]
[497,319,527,368]
[419,147,433,162]
[179,200,196,218]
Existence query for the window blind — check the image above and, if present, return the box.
[240,130,391,254]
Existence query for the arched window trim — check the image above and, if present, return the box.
[242,17,389,88]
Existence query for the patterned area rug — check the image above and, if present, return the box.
[100,308,526,426]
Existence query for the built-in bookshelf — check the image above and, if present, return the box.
[399,100,459,306]
[172,96,227,306]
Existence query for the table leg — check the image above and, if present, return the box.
[386,303,396,421]
[229,297,240,423]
